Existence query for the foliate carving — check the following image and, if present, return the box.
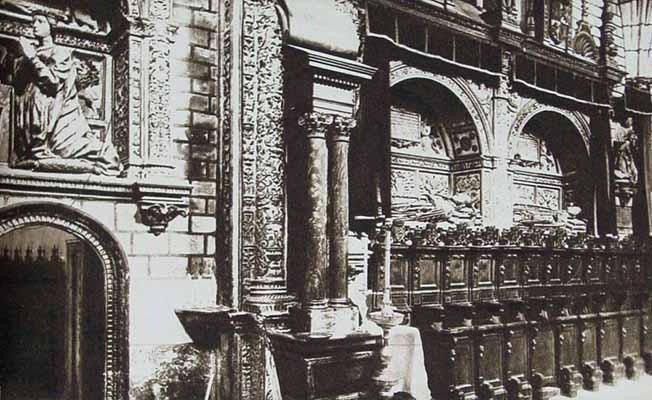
[112,37,130,163]
[217,0,234,306]
[138,203,188,235]
[329,115,356,140]
[242,0,288,290]
[147,32,173,163]
[602,0,620,64]
[298,112,334,139]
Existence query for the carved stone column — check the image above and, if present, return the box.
[299,112,332,312]
[328,116,355,304]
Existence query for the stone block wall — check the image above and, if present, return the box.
[129,0,221,396]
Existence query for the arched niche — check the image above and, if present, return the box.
[0,202,128,400]
[387,64,489,227]
[508,105,592,230]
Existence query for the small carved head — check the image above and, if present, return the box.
[32,12,53,39]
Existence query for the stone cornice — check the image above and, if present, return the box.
[0,167,191,205]
[288,45,377,86]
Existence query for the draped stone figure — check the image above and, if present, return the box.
[613,117,638,185]
[11,12,122,175]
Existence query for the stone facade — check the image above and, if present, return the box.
[0,0,651,399]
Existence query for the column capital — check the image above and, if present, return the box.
[328,116,357,142]
[298,112,334,139]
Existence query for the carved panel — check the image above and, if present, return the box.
[454,173,481,211]
[241,0,287,290]
[391,169,419,200]
[514,183,536,204]
[537,187,560,210]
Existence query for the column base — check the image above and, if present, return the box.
[269,330,383,400]
[292,303,360,335]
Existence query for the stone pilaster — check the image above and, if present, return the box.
[112,0,179,179]
[328,116,356,305]
[487,50,517,229]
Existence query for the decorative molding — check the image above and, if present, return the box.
[389,62,492,155]
[391,154,450,171]
[0,202,129,400]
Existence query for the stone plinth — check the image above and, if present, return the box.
[269,330,382,400]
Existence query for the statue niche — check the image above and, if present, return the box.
[0,11,122,175]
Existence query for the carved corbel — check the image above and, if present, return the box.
[138,202,187,235]
[133,181,191,235]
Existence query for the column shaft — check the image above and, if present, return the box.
[328,117,355,304]
[299,112,332,308]
[590,110,617,236]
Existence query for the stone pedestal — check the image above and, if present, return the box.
[269,331,382,400]
[615,181,637,237]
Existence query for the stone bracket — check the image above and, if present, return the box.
[133,180,192,235]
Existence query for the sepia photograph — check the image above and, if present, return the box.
[0,0,651,399]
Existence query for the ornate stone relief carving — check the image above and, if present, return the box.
[573,22,598,61]
[0,14,122,175]
[389,62,491,155]
[454,173,481,210]
[241,0,287,294]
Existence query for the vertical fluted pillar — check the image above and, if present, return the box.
[298,112,332,309]
[328,116,356,304]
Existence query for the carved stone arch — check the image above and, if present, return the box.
[0,202,129,400]
[509,100,591,156]
[389,62,493,154]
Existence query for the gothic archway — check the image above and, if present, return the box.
[0,202,128,400]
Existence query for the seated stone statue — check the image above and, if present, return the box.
[11,12,122,175]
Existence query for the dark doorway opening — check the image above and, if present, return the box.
[0,225,105,400]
